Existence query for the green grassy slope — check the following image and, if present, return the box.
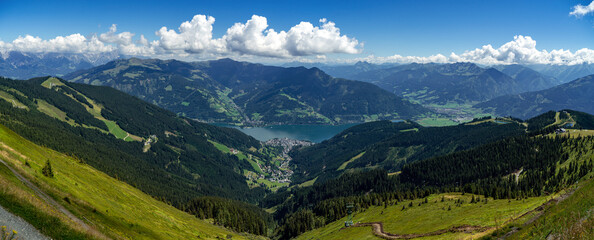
[0,123,254,239]
[41,77,140,141]
[506,177,594,239]
[291,131,594,240]
[297,193,547,240]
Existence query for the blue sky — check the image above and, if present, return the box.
[1,0,593,64]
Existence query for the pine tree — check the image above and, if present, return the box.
[42,160,54,178]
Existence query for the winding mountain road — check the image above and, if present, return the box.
[349,188,578,239]
[352,222,488,239]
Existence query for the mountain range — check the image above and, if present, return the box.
[0,51,120,79]
[528,63,594,84]
[344,62,559,105]
[284,61,399,79]
[65,58,427,125]
[314,60,593,87]
[0,72,592,239]
[476,74,594,119]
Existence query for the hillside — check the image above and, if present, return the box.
[476,75,594,119]
[0,76,299,234]
[315,61,398,79]
[0,122,254,239]
[494,64,558,91]
[291,110,594,185]
[290,118,526,184]
[0,76,272,203]
[271,121,594,239]
[350,62,525,104]
[65,58,427,125]
[293,130,594,240]
[529,63,594,84]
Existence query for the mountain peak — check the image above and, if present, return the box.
[214,58,238,63]
[354,61,372,66]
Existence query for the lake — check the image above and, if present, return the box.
[213,124,359,143]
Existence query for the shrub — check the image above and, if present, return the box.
[42,160,54,178]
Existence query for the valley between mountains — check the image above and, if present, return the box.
[0,58,592,240]
[3,1,594,239]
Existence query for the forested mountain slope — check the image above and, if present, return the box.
[0,76,270,205]
[476,75,594,119]
[349,62,527,104]
[494,64,558,91]
[0,122,255,239]
[290,117,526,184]
[65,58,427,125]
[0,76,285,235]
[529,63,594,84]
[272,125,594,239]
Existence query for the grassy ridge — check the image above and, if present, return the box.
[209,140,263,174]
[0,170,89,240]
[296,193,547,240]
[507,177,594,239]
[0,123,253,239]
[41,77,140,141]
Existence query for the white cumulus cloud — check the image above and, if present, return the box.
[455,35,594,65]
[224,15,289,57]
[355,35,594,66]
[155,15,225,54]
[570,1,594,17]
[0,14,361,59]
[1,14,593,66]
[0,34,115,54]
[99,24,135,46]
[284,18,361,56]
[155,14,362,58]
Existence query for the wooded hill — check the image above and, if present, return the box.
[268,110,594,238]
[65,58,427,125]
[290,118,526,184]
[273,132,594,239]
[0,76,279,234]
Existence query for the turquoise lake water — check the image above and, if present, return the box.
[212,123,359,143]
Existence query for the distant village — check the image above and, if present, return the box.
[261,137,314,183]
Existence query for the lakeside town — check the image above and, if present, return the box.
[260,137,314,184]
